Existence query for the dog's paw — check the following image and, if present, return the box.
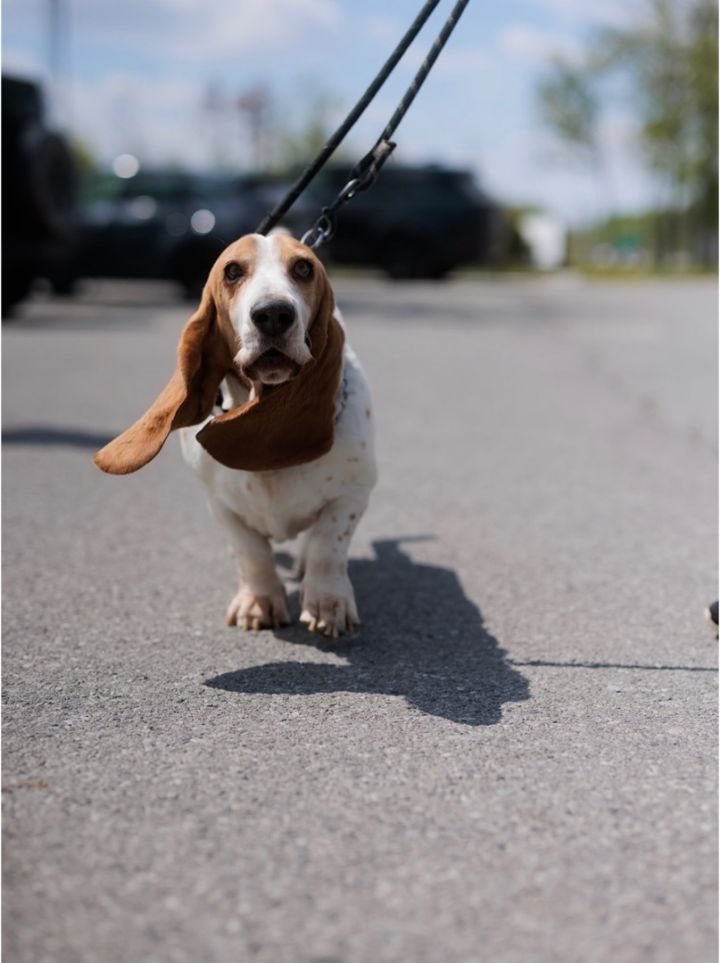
[299,577,359,639]
[226,586,290,630]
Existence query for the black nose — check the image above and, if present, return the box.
[251,299,296,337]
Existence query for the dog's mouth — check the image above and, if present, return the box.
[243,347,302,385]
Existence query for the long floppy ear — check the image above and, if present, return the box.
[196,275,344,472]
[94,286,233,474]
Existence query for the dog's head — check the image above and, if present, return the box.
[213,232,332,386]
[94,233,343,475]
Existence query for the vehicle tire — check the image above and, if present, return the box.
[50,274,77,297]
[22,128,77,241]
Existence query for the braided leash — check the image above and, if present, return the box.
[256,0,472,249]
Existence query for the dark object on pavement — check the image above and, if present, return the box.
[2,75,78,314]
[704,600,718,637]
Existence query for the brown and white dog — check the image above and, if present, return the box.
[94,233,377,638]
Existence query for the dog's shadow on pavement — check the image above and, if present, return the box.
[206,537,530,726]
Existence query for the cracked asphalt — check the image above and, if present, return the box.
[3,272,717,963]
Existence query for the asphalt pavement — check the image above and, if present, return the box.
[3,271,718,963]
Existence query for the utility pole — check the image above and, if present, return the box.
[46,0,67,126]
[203,82,229,168]
[237,87,271,172]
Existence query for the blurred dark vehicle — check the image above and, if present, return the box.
[73,161,501,293]
[76,170,313,299]
[2,75,78,313]
[310,163,502,278]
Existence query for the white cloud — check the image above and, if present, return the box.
[3,0,345,148]
[526,0,639,28]
[388,40,493,77]
[4,0,342,66]
[497,24,582,64]
[363,15,406,44]
[68,71,216,166]
[430,45,492,74]
[156,0,342,61]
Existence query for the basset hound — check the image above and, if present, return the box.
[94,233,377,638]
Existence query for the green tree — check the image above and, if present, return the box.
[538,0,718,264]
[538,61,599,161]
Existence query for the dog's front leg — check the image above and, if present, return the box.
[300,496,368,638]
[207,496,290,630]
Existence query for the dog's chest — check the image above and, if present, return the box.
[180,345,375,542]
[212,423,373,540]
[216,466,330,540]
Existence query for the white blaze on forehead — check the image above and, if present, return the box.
[230,234,309,335]
[243,234,295,306]
[229,234,313,372]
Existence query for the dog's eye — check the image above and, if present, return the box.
[292,258,313,280]
[224,262,244,283]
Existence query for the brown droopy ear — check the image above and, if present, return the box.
[94,286,233,474]
[196,274,344,472]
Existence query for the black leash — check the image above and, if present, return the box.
[256,0,472,247]
[255,0,443,237]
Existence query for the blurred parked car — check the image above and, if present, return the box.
[75,169,313,298]
[2,75,78,313]
[308,163,502,278]
[72,161,501,294]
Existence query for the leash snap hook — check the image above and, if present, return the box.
[301,210,335,250]
[337,177,360,203]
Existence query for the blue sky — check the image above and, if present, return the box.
[3,0,656,223]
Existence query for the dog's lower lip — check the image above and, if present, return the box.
[261,348,287,362]
[243,347,301,384]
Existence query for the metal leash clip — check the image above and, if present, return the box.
[301,210,336,250]
[301,179,359,249]
[300,141,396,251]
